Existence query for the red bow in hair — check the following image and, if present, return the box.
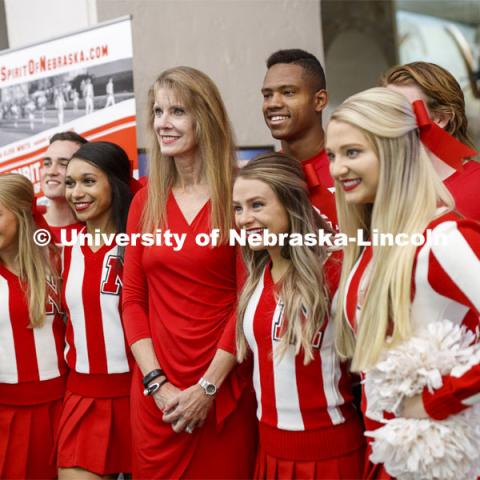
[412,100,477,172]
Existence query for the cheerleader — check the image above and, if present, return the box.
[381,61,479,221]
[56,142,137,479]
[233,153,365,479]
[0,173,66,479]
[327,87,480,479]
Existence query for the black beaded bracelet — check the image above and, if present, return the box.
[143,368,165,387]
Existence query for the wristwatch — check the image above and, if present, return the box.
[198,377,217,396]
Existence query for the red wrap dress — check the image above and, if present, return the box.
[123,188,257,479]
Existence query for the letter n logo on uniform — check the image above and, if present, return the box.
[101,255,123,295]
[45,276,61,315]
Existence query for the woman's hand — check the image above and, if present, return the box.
[162,384,214,433]
[152,382,181,412]
[400,394,429,419]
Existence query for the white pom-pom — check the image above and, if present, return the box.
[364,320,480,419]
[364,320,480,479]
[366,405,480,480]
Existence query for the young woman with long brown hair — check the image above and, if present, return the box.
[233,153,365,479]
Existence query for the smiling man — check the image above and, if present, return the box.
[262,49,337,225]
[41,131,87,243]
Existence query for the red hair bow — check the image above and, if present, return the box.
[412,100,477,172]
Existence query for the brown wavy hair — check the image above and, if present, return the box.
[235,153,333,364]
[380,61,475,150]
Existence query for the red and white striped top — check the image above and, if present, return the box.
[62,237,131,375]
[0,264,66,385]
[344,213,480,420]
[243,260,358,431]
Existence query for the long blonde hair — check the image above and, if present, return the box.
[236,153,334,364]
[332,88,454,371]
[143,66,236,240]
[0,174,60,327]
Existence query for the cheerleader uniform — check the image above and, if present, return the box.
[242,257,365,479]
[0,263,66,479]
[123,189,257,479]
[344,212,480,479]
[56,230,132,475]
[47,221,84,245]
[444,160,480,221]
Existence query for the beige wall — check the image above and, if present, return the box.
[4,0,96,48]
[321,0,398,120]
[96,0,324,148]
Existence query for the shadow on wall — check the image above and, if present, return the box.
[321,0,398,124]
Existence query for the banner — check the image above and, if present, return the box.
[0,17,137,195]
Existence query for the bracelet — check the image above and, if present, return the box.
[143,368,165,387]
[143,377,168,396]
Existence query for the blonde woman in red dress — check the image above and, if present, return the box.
[122,66,257,479]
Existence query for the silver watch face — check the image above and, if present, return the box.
[205,383,216,395]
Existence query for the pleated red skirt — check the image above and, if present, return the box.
[254,416,366,480]
[254,446,366,480]
[55,390,132,475]
[0,399,62,479]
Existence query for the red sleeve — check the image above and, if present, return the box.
[422,220,480,419]
[122,189,151,345]
[423,364,480,420]
[217,246,246,355]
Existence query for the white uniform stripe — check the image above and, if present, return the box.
[320,317,345,425]
[33,319,60,380]
[243,274,265,420]
[0,277,18,383]
[272,314,304,429]
[431,222,480,312]
[33,315,60,380]
[412,236,465,328]
[65,243,89,372]
[101,250,129,373]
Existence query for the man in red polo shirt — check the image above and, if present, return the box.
[261,49,337,226]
